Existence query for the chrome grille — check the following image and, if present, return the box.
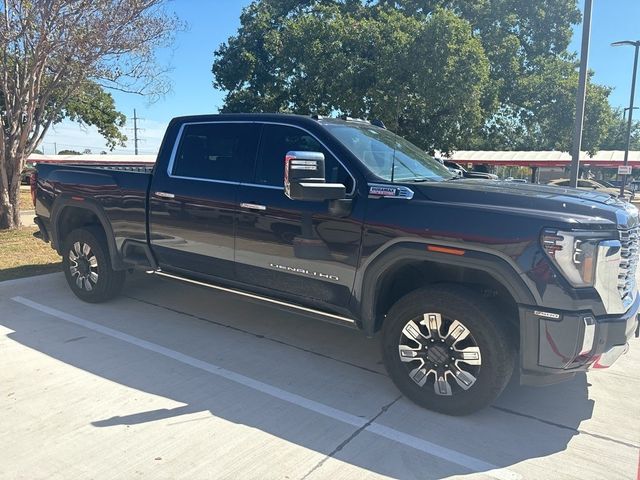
[618,226,639,304]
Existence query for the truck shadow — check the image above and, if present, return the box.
[1,275,597,479]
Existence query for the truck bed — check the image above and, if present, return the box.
[34,163,154,268]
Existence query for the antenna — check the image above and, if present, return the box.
[390,145,397,183]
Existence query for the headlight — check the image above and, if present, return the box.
[541,230,601,287]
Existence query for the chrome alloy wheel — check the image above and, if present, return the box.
[398,313,482,396]
[68,241,99,291]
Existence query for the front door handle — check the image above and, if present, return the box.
[155,191,175,199]
[240,202,266,211]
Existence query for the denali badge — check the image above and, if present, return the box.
[534,310,561,319]
[269,263,339,281]
[369,185,398,197]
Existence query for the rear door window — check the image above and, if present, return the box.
[171,123,258,182]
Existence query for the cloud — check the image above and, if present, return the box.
[39,118,168,155]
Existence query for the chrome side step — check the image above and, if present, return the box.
[151,270,357,327]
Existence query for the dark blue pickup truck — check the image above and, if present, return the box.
[32,113,639,415]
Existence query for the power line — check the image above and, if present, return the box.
[39,111,158,155]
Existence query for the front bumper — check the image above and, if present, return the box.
[519,294,639,386]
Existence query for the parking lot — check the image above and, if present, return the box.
[1,272,638,480]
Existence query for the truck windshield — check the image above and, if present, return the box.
[324,123,454,182]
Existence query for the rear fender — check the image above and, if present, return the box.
[51,197,125,270]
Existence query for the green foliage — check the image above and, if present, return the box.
[471,58,616,154]
[58,150,82,155]
[213,2,489,152]
[599,110,640,151]
[63,82,127,150]
[213,0,621,154]
[0,80,127,151]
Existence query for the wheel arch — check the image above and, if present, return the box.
[51,197,125,270]
[355,242,537,337]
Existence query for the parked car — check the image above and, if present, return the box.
[443,160,498,180]
[504,177,528,183]
[602,179,640,194]
[20,161,36,185]
[436,158,463,178]
[547,178,632,197]
[32,114,639,415]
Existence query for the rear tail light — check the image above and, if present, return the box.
[30,171,37,206]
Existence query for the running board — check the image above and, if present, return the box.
[150,270,358,328]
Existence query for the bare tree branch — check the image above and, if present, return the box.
[0,0,182,229]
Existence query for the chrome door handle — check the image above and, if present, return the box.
[240,202,266,211]
[155,191,175,199]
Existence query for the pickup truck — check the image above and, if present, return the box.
[32,113,639,415]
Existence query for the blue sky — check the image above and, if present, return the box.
[41,0,640,155]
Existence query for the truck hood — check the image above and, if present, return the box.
[415,179,639,230]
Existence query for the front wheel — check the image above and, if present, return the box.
[62,227,125,303]
[381,285,515,415]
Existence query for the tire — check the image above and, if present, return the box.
[381,285,515,416]
[62,227,125,303]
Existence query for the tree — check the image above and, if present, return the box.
[470,60,617,154]
[599,110,640,151]
[58,149,81,155]
[0,0,180,230]
[213,0,617,155]
[213,3,489,152]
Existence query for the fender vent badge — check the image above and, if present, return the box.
[368,184,414,200]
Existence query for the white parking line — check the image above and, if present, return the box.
[12,296,520,480]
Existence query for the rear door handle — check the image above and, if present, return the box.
[240,202,266,211]
[155,191,175,199]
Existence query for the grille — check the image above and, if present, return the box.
[618,226,639,305]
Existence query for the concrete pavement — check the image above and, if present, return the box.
[1,272,638,479]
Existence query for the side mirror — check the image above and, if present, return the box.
[284,151,346,201]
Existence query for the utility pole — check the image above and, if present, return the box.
[612,40,640,198]
[569,0,593,188]
[133,109,139,155]
[54,142,57,155]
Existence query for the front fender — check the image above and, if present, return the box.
[352,241,538,336]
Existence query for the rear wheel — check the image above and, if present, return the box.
[62,227,125,303]
[381,285,515,415]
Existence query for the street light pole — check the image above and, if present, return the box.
[612,40,640,198]
[623,106,638,121]
[569,0,593,188]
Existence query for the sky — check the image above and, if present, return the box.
[40,0,640,156]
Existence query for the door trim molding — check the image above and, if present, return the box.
[151,270,358,327]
